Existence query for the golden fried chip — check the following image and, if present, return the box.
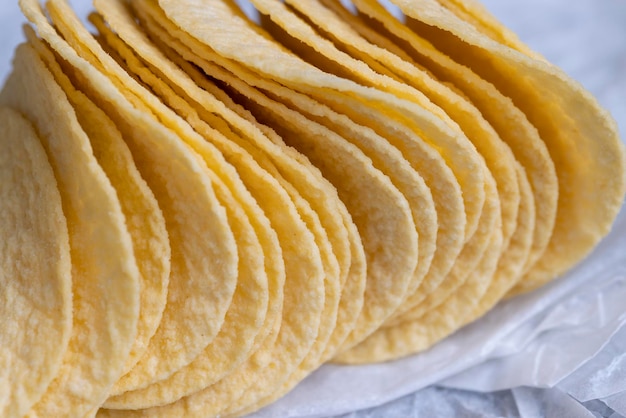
[42,0,247,394]
[348,0,557,276]
[1,40,140,416]
[1,0,623,415]
[0,106,71,417]
[248,0,486,241]
[24,26,171,374]
[432,0,543,60]
[389,0,626,293]
[136,0,420,353]
[470,165,535,320]
[275,0,528,324]
[88,5,334,409]
[50,10,329,418]
[337,174,504,363]
[254,0,493,323]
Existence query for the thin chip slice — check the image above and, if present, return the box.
[0,106,72,417]
[25,26,171,374]
[99,3,418,416]
[174,57,367,361]
[247,0,486,245]
[390,173,496,326]
[252,0,481,323]
[99,144,326,417]
[390,0,626,293]
[279,0,522,323]
[46,7,329,416]
[43,0,246,394]
[348,0,557,275]
[469,165,535,320]
[340,162,536,362]
[432,0,543,60]
[92,9,332,410]
[21,0,243,404]
[135,0,420,352]
[80,13,283,408]
[337,174,503,363]
[1,41,140,417]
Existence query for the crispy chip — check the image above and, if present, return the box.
[135,0,420,353]
[389,0,626,293]
[1,0,623,415]
[43,0,247,394]
[0,106,71,417]
[1,40,140,416]
[337,171,503,362]
[24,26,171,374]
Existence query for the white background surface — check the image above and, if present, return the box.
[1,1,625,417]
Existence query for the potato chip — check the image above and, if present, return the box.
[89,7,335,410]
[347,0,558,275]
[245,0,487,240]
[469,165,535,320]
[276,0,525,325]
[42,0,256,395]
[100,140,326,418]
[432,0,543,60]
[173,57,367,361]
[71,9,282,410]
[0,106,72,417]
[1,0,623,415]
[19,0,251,402]
[250,2,498,324]
[388,0,626,293]
[386,182,498,327]
[24,26,171,375]
[145,3,478,322]
[340,163,536,362]
[0,41,140,417]
[250,0,490,236]
[135,0,421,353]
[56,7,333,417]
[151,51,366,362]
[337,170,503,363]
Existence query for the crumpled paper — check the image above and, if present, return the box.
[1,1,625,417]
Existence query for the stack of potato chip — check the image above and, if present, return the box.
[1,0,624,416]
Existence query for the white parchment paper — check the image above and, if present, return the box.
[1,1,625,417]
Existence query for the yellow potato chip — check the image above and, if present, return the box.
[388,180,498,326]
[71,11,281,410]
[60,7,332,417]
[248,0,488,241]
[0,106,72,417]
[134,0,420,353]
[340,163,536,362]
[337,171,503,363]
[2,0,623,415]
[24,26,171,375]
[148,3,475,320]
[340,182,503,364]
[1,41,140,417]
[277,0,526,324]
[20,0,248,404]
[469,165,535,320]
[43,0,251,395]
[89,9,335,411]
[389,0,626,293]
[175,59,367,361]
[318,0,419,64]
[254,2,498,321]
[432,0,543,60]
[347,0,558,277]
